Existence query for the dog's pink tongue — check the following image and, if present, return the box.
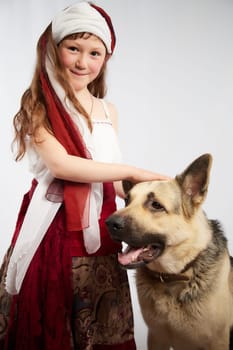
[118,247,144,265]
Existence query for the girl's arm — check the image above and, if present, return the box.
[34,126,168,185]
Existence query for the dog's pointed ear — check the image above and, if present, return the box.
[122,180,135,195]
[175,153,213,216]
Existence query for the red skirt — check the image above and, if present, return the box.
[0,181,136,350]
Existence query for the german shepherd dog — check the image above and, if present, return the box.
[106,154,233,350]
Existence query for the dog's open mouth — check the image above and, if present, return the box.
[118,243,163,269]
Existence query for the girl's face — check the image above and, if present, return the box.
[58,34,107,92]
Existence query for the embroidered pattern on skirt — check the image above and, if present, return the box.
[71,255,135,349]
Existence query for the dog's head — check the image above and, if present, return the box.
[106,153,213,274]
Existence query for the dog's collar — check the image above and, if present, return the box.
[146,254,199,283]
[147,270,189,283]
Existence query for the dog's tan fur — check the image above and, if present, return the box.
[106,154,233,350]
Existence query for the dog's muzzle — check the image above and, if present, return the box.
[106,214,165,269]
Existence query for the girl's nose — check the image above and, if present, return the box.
[75,54,86,69]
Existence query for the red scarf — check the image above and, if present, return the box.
[40,33,91,232]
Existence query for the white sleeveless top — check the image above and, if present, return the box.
[27,99,121,176]
[5,99,122,295]
[75,99,122,163]
[92,102,121,163]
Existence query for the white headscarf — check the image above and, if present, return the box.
[52,2,113,53]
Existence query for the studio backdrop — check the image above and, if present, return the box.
[0,1,233,348]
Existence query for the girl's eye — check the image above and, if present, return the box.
[68,46,79,52]
[91,51,100,57]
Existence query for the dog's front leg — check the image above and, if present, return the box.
[209,338,229,350]
[147,329,171,350]
[147,329,158,350]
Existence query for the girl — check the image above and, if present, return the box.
[0,2,168,349]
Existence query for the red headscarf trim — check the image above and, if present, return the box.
[90,3,116,53]
[40,32,91,232]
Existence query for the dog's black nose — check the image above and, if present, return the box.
[105,215,125,231]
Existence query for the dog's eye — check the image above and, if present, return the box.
[144,192,165,212]
[150,201,164,211]
[124,195,130,206]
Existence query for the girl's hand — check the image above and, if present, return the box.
[127,167,171,184]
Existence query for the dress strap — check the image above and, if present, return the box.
[100,99,110,119]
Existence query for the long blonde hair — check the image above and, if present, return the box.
[12,24,109,161]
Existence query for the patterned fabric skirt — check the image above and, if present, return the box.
[0,181,136,350]
[71,255,135,349]
[0,253,136,350]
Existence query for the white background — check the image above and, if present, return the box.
[0,1,233,349]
